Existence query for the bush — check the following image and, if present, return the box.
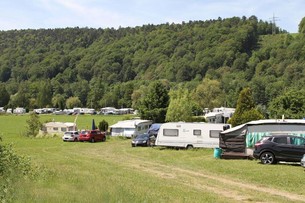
[25,112,42,137]
[98,120,109,132]
[0,137,33,202]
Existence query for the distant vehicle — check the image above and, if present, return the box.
[79,130,106,143]
[62,131,79,142]
[301,154,305,167]
[155,122,230,149]
[253,135,305,164]
[131,133,154,147]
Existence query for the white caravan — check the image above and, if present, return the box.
[109,119,153,138]
[155,122,230,149]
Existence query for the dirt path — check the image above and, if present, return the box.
[101,151,305,203]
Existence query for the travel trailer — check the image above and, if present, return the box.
[109,119,152,138]
[219,119,305,159]
[155,122,230,149]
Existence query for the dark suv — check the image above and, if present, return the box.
[253,135,305,164]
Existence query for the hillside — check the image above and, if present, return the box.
[0,15,304,118]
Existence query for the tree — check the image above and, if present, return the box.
[98,120,109,132]
[25,112,42,137]
[66,97,82,109]
[52,94,66,109]
[0,83,10,107]
[299,17,305,34]
[166,88,193,122]
[228,87,263,127]
[37,81,52,107]
[193,78,225,109]
[138,80,170,123]
[268,89,305,119]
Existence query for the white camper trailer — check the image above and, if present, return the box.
[110,119,153,138]
[155,122,230,149]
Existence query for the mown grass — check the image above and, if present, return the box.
[1,114,305,202]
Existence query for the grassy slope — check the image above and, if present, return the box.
[1,114,305,202]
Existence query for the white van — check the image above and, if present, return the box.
[155,122,230,149]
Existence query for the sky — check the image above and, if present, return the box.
[0,0,304,33]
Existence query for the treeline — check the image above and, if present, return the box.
[1,15,305,118]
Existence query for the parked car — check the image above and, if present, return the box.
[62,131,79,142]
[253,135,305,164]
[131,133,154,147]
[301,154,305,167]
[79,130,106,143]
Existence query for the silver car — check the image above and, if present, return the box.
[62,131,79,142]
[301,154,305,167]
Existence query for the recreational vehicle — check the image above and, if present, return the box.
[155,122,230,149]
[109,119,152,138]
[219,119,305,159]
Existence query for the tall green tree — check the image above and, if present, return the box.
[268,89,305,119]
[66,97,82,109]
[0,83,10,107]
[193,78,225,109]
[166,88,193,122]
[37,81,52,107]
[138,80,170,123]
[228,87,263,127]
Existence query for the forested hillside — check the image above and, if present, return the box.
[1,15,305,118]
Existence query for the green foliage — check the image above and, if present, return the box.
[166,88,193,122]
[192,78,225,109]
[268,89,305,119]
[0,83,10,107]
[66,97,82,109]
[299,17,305,34]
[25,112,42,137]
[0,16,300,115]
[138,80,169,122]
[228,87,264,127]
[0,138,32,202]
[98,120,109,132]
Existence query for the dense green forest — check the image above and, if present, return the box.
[1,15,305,119]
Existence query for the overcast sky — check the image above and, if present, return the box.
[0,0,304,33]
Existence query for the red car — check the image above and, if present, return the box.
[79,130,106,143]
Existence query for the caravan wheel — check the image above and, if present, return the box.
[186,145,193,150]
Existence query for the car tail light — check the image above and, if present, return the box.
[254,142,262,149]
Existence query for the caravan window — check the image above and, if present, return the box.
[163,129,178,137]
[209,130,221,138]
[193,129,201,136]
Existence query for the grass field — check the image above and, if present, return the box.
[1,114,305,202]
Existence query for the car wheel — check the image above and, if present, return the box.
[74,138,78,142]
[102,136,106,142]
[91,138,95,143]
[260,152,276,164]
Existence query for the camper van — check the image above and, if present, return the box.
[155,122,230,149]
[109,119,153,138]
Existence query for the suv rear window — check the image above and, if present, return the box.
[290,137,305,146]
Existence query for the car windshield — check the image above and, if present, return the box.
[64,132,72,135]
[136,134,149,139]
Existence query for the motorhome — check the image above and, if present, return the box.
[155,122,230,149]
[109,119,153,138]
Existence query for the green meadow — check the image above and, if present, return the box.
[1,114,305,202]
